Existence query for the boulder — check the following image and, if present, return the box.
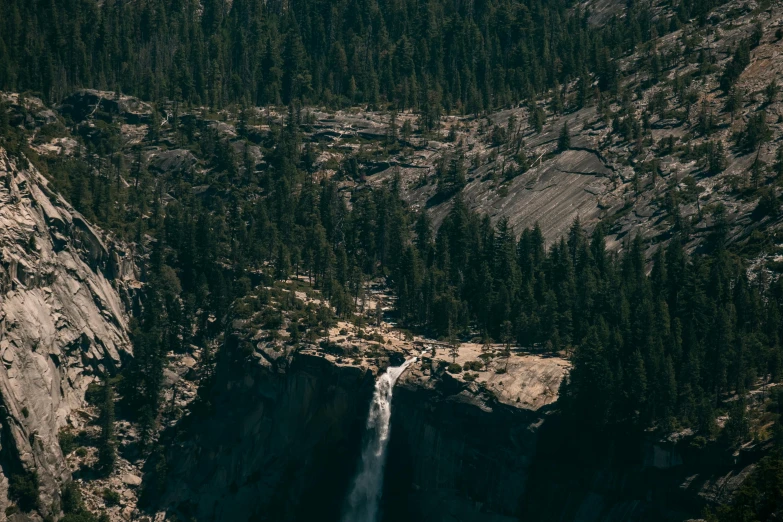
[122,474,143,487]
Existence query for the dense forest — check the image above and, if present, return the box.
[0,0,725,111]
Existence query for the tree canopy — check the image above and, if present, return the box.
[0,0,725,110]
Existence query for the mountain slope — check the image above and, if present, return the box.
[0,147,134,519]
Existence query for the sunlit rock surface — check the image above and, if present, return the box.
[0,149,134,517]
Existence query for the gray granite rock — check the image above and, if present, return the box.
[0,148,134,517]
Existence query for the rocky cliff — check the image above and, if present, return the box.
[384,361,560,522]
[152,333,377,522]
[0,148,134,519]
[149,312,570,522]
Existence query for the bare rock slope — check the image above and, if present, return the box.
[0,148,134,519]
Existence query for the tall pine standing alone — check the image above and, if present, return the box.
[558,123,571,152]
[97,381,116,475]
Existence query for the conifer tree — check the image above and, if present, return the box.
[448,328,460,364]
[97,381,116,475]
[558,123,571,152]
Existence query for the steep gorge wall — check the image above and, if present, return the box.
[384,377,754,522]
[0,149,134,519]
[154,343,377,522]
[383,378,545,522]
[155,347,556,522]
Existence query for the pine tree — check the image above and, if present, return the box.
[766,80,779,105]
[563,328,613,428]
[720,41,751,93]
[481,331,492,353]
[149,104,161,142]
[775,145,783,179]
[448,328,460,363]
[738,111,772,153]
[530,106,545,134]
[724,398,749,448]
[725,87,744,124]
[558,123,571,152]
[751,156,766,188]
[97,381,116,474]
[708,141,728,174]
[627,349,647,419]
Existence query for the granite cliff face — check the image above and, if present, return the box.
[384,361,561,522]
[0,148,134,519]
[153,335,377,522]
[148,322,571,522]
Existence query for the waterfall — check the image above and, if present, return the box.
[342,357,417,522]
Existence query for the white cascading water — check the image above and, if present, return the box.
[342,357,418,522]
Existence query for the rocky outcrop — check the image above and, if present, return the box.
[0,149,134,519]
[58,90,153,125]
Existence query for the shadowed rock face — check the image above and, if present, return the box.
[153,337,569,522]
[0,149,134,518]
[153,342,377,522]
[153,336,759,522]
[384,380,549,522]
